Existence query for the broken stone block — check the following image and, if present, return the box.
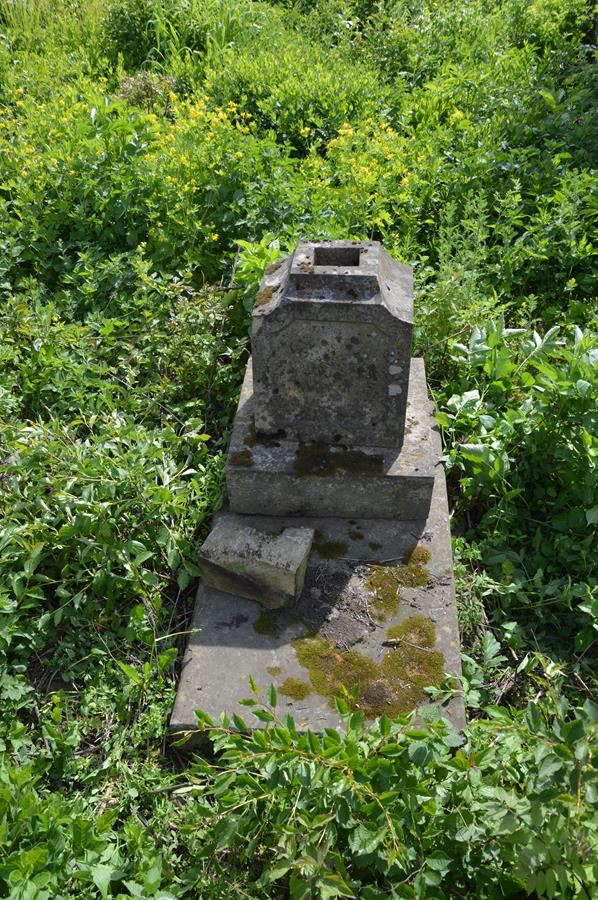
[197,517,314,609]
[251,240,413,448]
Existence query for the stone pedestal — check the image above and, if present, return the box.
[170,240,463,746]
[227,359,436,520]
[252,241,413,448]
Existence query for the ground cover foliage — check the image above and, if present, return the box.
[0,0,596,895]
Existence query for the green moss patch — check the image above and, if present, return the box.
[381,644,444,691]
[387,615,436,648]
[252,611,279,636]
[266,665,281,677]
[293,443,384,477]
[292,632,444,719]
[364,565,401,621]
[312,530,348,560]
[254,283,279,307]
[293,635,378,699]
[279,677,311,700]
[396,545,431,588]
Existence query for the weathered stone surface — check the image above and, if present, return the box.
[198,518,314,609]
[170,433,464,749]
[226,357,437,520]
[251,240,413,448]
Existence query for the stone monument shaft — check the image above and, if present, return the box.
[251,240,413,448]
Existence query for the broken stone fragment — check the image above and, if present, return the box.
[198,516,314,609]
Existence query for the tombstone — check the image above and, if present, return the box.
[226,241,435,520]
[171,241,463,746]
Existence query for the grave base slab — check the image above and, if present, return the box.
[170,440,464,749]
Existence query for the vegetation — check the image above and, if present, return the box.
[0,0,596,896]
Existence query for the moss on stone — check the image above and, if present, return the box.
[382,616,443,692]
[254,282,279,307]
[293,442,384,478]
[279,677,311,700]
[252,610,279,636]
[266,665,281,677]
[349,529,364,541]
[386,615,436,648]
[381,644,444,689]
[292,631,444,719]
[369,541,382,551]
[293,635,378,700]
[396,545,431,588]
[312,530,348,560]
[229,448,253,467]
[364,565,401,621]
[244,419,286,448]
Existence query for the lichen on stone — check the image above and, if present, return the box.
[293,442,384,478]
[266,665,281,677]
[279,677,311,700]
[244,422,257,448]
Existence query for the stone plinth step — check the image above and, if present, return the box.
[198,518,314,609]
[170,442,464,749]
[226,358,437,520]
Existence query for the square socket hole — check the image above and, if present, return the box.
[314,245,361,267]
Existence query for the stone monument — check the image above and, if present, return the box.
[171,240,463,745]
